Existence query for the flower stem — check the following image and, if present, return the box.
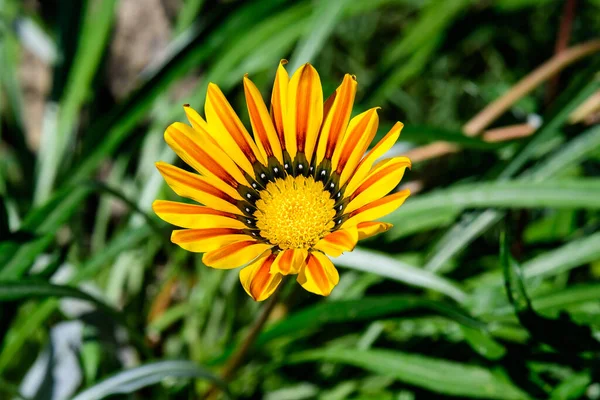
[204,281,284,399]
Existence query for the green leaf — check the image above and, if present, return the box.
[370,0,470,102]
[501,231,600,353]
[489,283,600,318]
[386,207,459,240]
[0,226,152,374]
[388,179,600,241]
[261,296,484,345]
[174,0,205,34]
[460,325,507,360]
[288,348,528,399]
[0,10,35,178]
[0,181,157,279]
[71,360,230,400]
[335,248,467,303]
[288,0,350,71]
[34,0,117,204]
[0,280,118,315]
[550,372,591,400]
[211,295,484,366]
[69,0,289,185]
[470,231,600,288]
[0,280,150,357]
[0,197,9,239]
[500,72,600,179]
[0,185,92,278]
[424,119,600,273]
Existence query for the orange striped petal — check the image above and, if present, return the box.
[164,122,248,197]
[152,200,245,229]
[345,157,411,213]
[356,221,393,240]
[202,240,272,270]
[270,60,289,151]
[332,108,379,187]
[244,76,284,164]
[344,122,404,196]
[171,228,248,253]
[240,253,282,301]
[205,83,266,176]
[156,162,242,215]
[342,189,410,229]
[284,63,323,162]
[314,227,358,257]
[271,248,308,275]
[297,252,339,296]
[315,74,357,166]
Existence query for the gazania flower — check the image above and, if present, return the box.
[153,61,410,301]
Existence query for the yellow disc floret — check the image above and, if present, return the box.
[254,175,336,249]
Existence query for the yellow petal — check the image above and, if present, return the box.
[156,162,242,215]
[205,83,266,176]
[332,108,379,187]
[284,63,323,162]
[356,221,393,240]
[342,189,410,229]
[297,252,339,296]
[164,122,248,198]
[244,76,284,164]
[271,248,308,275]
[344,122,404,195]
[171,228,248,253]
[202,240,272,269]
[270,60,289,151]
[345,157,411,213]
[183,104,210,132]
[315,74,357,166]
[239,253,282,301]
[152,200,246,229]
[314,227,358,257]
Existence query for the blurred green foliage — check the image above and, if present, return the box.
[1,0,600,399]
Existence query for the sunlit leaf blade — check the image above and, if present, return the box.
[425,112,600,272]
[288,348,529,399]
[71,361,230,400]
[335,248,467,303]
[470,231,600,288]
[388,179,600,241]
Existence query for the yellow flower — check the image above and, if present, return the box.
[153,61,411,301]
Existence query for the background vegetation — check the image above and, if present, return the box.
[1,0,600,398]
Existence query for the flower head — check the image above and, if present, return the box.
[153,61,411,300]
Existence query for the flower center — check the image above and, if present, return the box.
[254,175,336,249]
